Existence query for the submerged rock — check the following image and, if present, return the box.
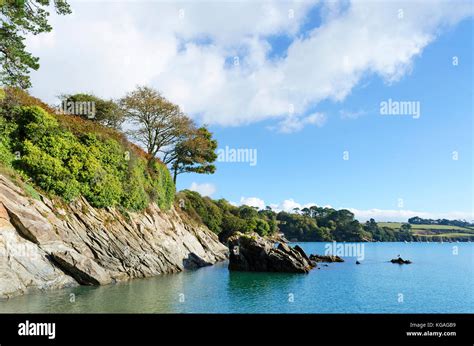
[390,257,412,264]
[309,254,345,263]
[228,233,315,273]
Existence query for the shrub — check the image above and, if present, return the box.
[147,160,175,210]
[177,190,277,238]
[0,115,18,167]
[0,87,56,117]
[4,106,175,211]
[59,93,125,129]
[121,160,150,211]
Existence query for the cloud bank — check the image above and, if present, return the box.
[27,0,473,130]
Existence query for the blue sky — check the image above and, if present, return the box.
[176,9,474,221]
[27,1,473,221]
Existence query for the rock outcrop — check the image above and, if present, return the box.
[228,232,315,273]
[309,254,345,263]
[0,174,227,298]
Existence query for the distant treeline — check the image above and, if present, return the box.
[177,190,414,242]
[408,217,473,228]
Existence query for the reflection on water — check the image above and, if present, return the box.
[0,243,473,313]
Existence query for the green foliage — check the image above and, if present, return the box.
[1,0,71,88]
[254,218,270,236]
[277,212,328,241]
[147,161,175,210]
[0,87,56,119]
[278,206,371,242]
[221,213,249,235]
[121,160,150,211]
[171,127,218,183]
[177,190,222,233]
[1,105,175,211]
[0,114,17,166]
[176,189,419,242]
[177,190,275,238]
[120,86,218,184]
[23,183,40,200]
[59,93,125,129]
[363,219,413,242]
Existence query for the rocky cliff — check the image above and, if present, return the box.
[0,174,228,298]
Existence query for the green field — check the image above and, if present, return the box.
[378,222,473,231]
[377,222,474,240]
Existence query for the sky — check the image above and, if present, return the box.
[25,0,473,221]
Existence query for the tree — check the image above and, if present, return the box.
[1,0,71,88]
[120,86,193,158]
[170,127,217,184]
[59,93,125,129]
[400,223,412,232]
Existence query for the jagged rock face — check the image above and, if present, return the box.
[0,174,228,298]
[228,233,315,273]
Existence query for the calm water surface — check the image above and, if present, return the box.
[1,243,473,313]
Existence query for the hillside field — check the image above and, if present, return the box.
[377,222,474,241]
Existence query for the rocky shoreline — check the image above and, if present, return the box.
[228,232,319,273]
[227,233,417,272]
[0,174,227,298]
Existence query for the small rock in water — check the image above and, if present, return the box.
[309,254,344,263]
[356,261,360,265]
[390,257,412,264]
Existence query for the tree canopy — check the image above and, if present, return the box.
[120,86,217,183]
[59,93,125,129]
[1,0,71,88]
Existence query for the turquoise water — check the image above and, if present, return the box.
[1,243,473,313]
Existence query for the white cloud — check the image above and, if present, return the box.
[27,0,473,130]
[189,182,216,197]
[238,197,319,212]
[280,199,305,211]
[239,197,266,210]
